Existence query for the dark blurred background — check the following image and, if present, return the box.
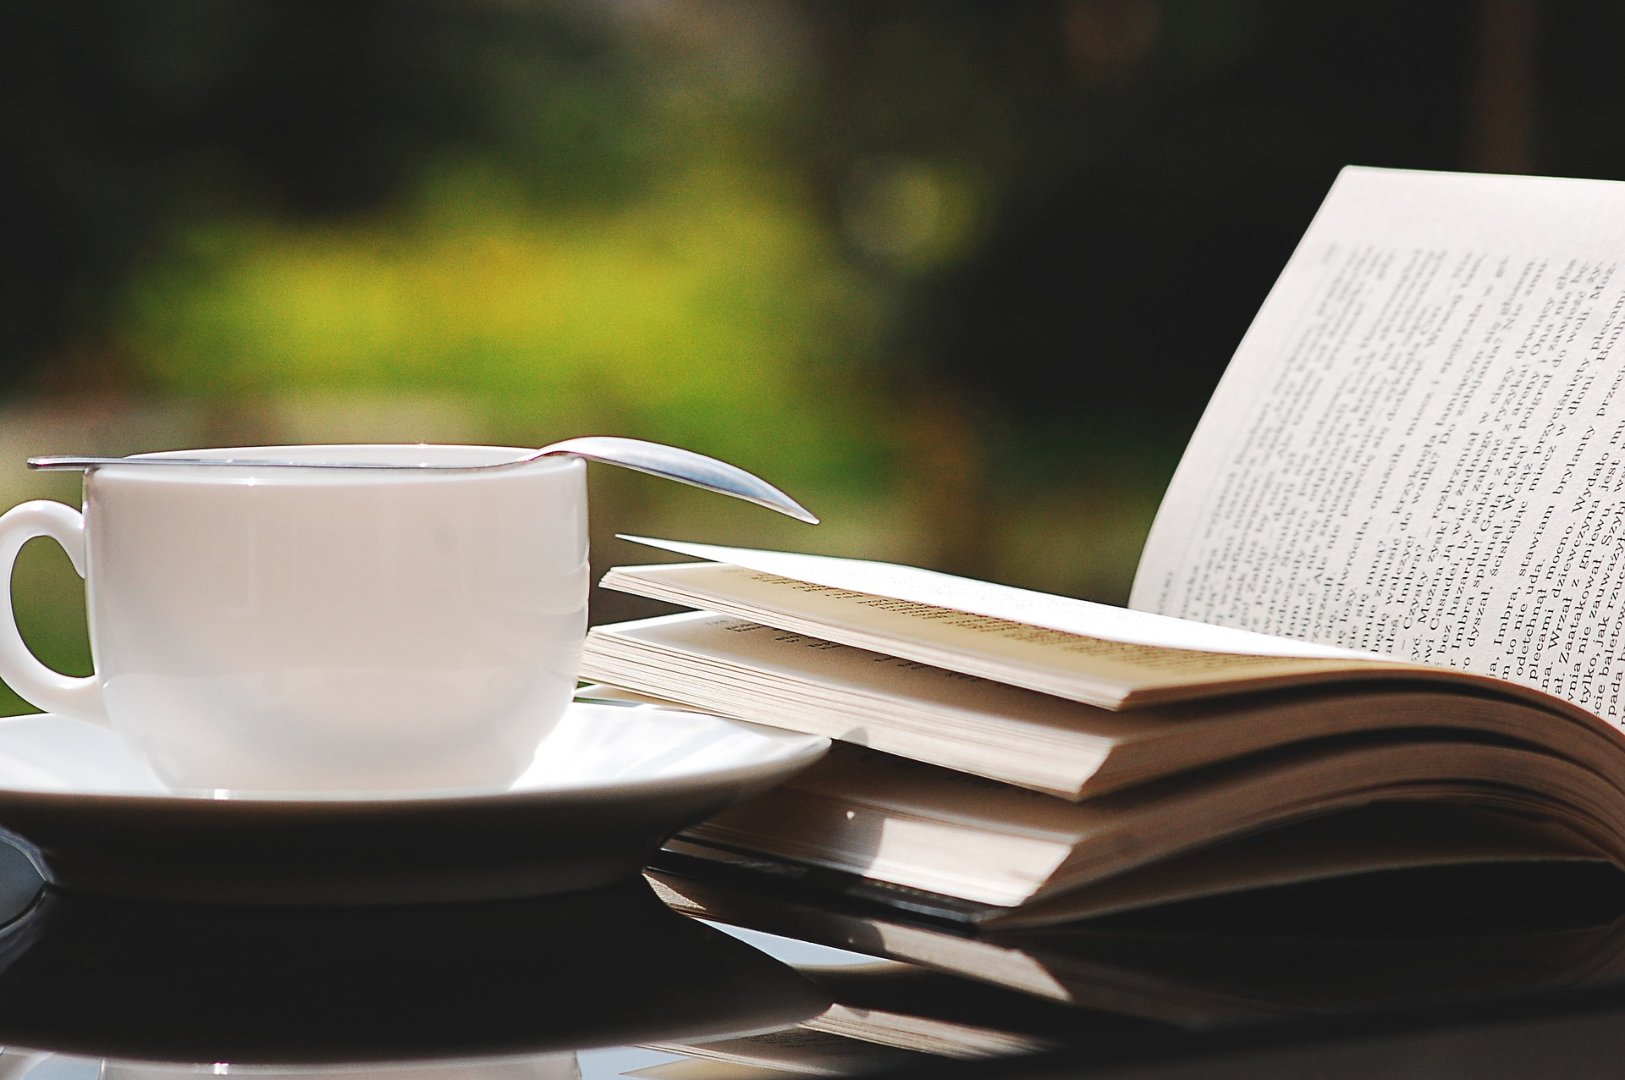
[0,0,1612,708]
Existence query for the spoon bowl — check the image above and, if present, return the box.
[28,436,818,524]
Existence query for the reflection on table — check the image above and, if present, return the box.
[0,840,825,1078]
[2,835,1625,1078]
[642,848,1625,1077]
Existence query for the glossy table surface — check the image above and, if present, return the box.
[2,837,1625,1080]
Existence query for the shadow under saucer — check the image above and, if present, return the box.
[0,875,830,1068]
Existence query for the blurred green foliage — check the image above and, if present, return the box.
[118,157,891,496]
[2,0,1625,717]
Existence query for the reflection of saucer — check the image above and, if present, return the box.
[0,879,831,1066]
[0,704,828,904]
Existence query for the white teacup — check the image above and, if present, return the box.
[0,445,589,795]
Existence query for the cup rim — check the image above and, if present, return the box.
[91,444,582,484]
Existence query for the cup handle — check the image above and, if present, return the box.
[0,500,107,725]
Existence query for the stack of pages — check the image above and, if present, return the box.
[584,167,1625,926]
[582,536,1616,926]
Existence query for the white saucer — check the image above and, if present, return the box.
[0,703,829,905]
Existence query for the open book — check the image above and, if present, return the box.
[581,538,1618,924]
[581,167,1625,924]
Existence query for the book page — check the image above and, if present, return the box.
[601,557,1445,709]
[1133,167,1625,722]
[622,536,1372,659]
[690,738,1625,905]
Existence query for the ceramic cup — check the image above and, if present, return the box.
[0,445,589,795]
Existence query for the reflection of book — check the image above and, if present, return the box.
[645,1026,933,1077]
[646,942,1138,1071]
[582,168,1625,923]
[646,860,1625,1029]
[626,1061,796,1080]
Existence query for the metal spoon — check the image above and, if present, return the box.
[28,436,819,524]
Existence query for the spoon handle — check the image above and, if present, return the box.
[28,438,819,524]
[543,437,819,524]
